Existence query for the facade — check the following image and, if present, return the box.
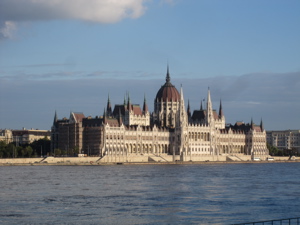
[0,129,50,145]
[267,130,300,152]
[12,129,51,145]
[0,129,13,144]
[51,68,269,162]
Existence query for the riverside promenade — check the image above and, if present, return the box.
[0,156,298,166]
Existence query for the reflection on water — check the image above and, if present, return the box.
[0,163,299,224]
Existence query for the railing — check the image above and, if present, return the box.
[232,217,300,225]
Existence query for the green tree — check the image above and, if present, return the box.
[30,137,51,157]
[61,149,67,156]
[5,144,17,158]
[0,141,6,158]
[26,146,33,157]
[277,150,284,156]
[17,146,24,157]
[74,146,80,156]
[54,148,61,156]
[267,143,279,156]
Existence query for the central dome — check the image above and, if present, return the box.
[155,67,180,102]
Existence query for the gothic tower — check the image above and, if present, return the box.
[154,66,180,127]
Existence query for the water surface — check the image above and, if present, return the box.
[0,163,299,224]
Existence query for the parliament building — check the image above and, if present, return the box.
[51,68,269,162]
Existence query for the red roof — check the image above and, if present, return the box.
[105,118,120,126]
[131,105,142,115]
[155,82,180,102]
[73,113,85,123]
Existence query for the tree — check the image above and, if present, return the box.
[61,149,67,156]
[0,141,6,158]
[277,150,284,156]
[6,143,17,158]
[26,146,33,157]
[74,146,80,156]
[267,143,279,156]
[30,137,51,157]
[17,146,24,157]
[54,148,61,156]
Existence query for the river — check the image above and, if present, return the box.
[0,162,299,224]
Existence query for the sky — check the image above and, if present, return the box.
[0,0,299,131]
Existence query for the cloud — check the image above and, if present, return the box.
[0,69,160,80]
[0,21,17,39]
[1,71,299,130]
[0,0,147,39]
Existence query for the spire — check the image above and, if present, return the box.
[118,108,123,125]
[178,85,187,126]
[103,108,106,117]
[219,99,224,117]
[127,93,131,111]
[260,118,264,131]
[166,64,170,84]
[187,99,191,119]
[200,100,203,111]
[106,94,112,116]
[143,94,148,114]
[206,87,214,125]
[123,93,127,106]
[103,108,106,123]
[53,110,58,125]
[251,118,254,129]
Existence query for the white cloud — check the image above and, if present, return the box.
[0,21,17,39]
[0,0,147,39]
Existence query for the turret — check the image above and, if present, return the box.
[187,99,191,120]
[123,94,127,107]
[106,94,112,116]
[206,87,214,126]
[53,110,58,125]
[143,94,148,114]
[219,99,224,118]
[103,108,106,123]
[260,118,264,131]
[118,108,123,125]
[127,93,132,112]
[166,64,170,84]
[178,85,187,126]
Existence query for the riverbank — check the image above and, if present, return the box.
[0,156,298,166]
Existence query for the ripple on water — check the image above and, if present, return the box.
[0,163,300,224]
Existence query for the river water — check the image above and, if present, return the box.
[0,163,299,224]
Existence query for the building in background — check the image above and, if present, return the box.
[0,129,13,144]
[51,68,269,162]
[1,128,50,145]
[267,130,300,153]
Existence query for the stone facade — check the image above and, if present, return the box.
[0,129,13,144]
[267,130,300,153]
[0,129,50,145]
[51,69,269,162]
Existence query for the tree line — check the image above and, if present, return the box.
[0,137,51,158]
[267,143,299,156]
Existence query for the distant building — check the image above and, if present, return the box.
[0,128,50,145]
[51,68,269,162]
[12,129,51,145]
[267,130,300,153]
[0,129,13,144]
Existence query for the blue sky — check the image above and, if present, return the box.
[0,0,299,130]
